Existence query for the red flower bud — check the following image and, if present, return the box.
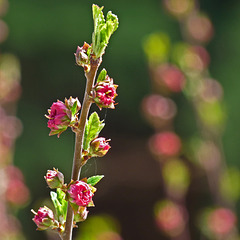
[45,169,64,189]
[92,76,118,110]
[68,180,94,207]
[32,206,55,231]
[45,100,71,137]
[90,137,111,157]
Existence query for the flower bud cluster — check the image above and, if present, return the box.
[91,73,118,110]
[32,206,56,231]
[45,97,81,137]
[82,137,111,162]
[32,169,100,231]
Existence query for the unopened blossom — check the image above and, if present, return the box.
[32,206,55,231]
[68,180,94,207]
[74,207,89,222]
[45,100,71,137]
[89,137,111,157]
[75,42,91,72]
[45,169,64,189]
[92,76,118,110]
[65,96,81,113]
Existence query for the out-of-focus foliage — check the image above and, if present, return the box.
[76,214,122,240]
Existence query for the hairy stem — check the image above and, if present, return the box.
[62,58,101,240]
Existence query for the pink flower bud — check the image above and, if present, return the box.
[75,42,91,72]
[65,96,81,113]
[45,169,64,189]
[74,206,89,222]
[90,137,111,157]
[45,100,71,137]
[68,181,94,207]
[32,206,55,230]
[92,76,118,110]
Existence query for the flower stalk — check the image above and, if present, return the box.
[31,4,119,240]
[63,59,100,240]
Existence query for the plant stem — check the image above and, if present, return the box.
[62,58,101,240]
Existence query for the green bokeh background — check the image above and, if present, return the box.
[2,0,240,239]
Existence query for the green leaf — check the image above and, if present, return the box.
[92,4,119,59]
[83,112,105,150]
[97,68,107,82]
[50,189,68,224]
[87,175,104,186]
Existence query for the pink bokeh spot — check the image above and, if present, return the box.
[150,131,181,157]
[208,208,236,236]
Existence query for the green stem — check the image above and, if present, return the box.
[62,58,101,240]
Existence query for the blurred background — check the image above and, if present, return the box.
[1,0,240,239]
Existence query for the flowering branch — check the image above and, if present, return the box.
[31,4,119,240]
[63,58,100,240]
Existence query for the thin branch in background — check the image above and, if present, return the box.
[142,0,240,239]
